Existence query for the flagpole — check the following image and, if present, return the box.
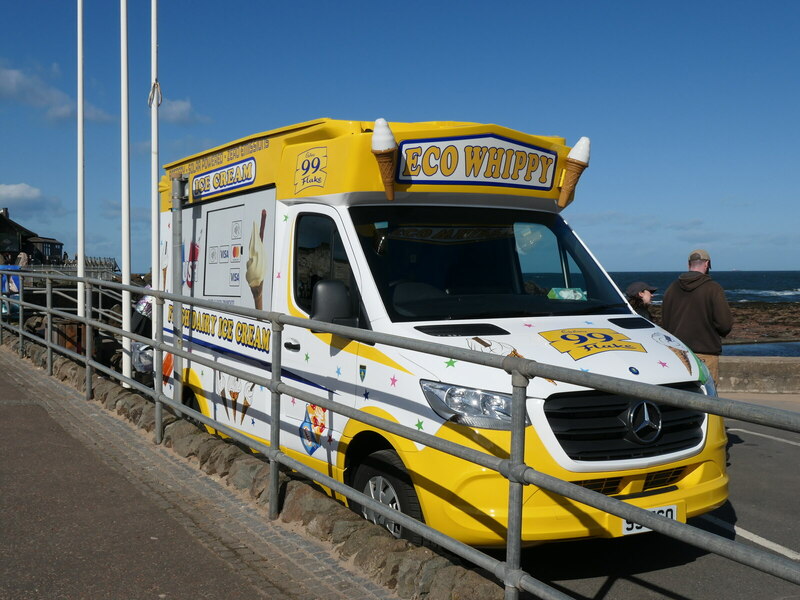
[77,0,85,318]
[150,0,160,294]
[120,0,132,382]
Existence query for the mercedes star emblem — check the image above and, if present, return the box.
[627,400,663,444]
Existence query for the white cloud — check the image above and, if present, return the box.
[160,98,209,124]
[0,63,113,122]
[0,183,67,223]
[0,183,41,202]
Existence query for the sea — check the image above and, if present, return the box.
[608,270,800,357]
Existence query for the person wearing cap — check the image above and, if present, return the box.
[625,281,657,320]
[661,249,732,383]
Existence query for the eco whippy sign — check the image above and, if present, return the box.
[397,134,557,190]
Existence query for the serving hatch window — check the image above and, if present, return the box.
[350,205,625,322]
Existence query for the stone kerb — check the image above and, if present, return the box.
[0,333,504,600]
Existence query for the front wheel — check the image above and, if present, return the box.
[352,449,424,545]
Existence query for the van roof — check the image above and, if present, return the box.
[161,118,584,211]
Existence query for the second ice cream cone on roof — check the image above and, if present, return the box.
[558,136,590,208]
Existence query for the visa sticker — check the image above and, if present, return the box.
[540,328,646,361]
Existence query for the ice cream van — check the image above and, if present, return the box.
[159,118,727,546]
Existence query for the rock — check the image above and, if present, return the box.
[280,481,332,524]
[207,444,242,477]
[162,419,199,448]
[451,568,503,600]
[136,402,156,432]
[650,301,800,344]
[227,455,265,490]
[352,536,410,579]
[427,566,467,600]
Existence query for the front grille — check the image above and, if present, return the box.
[543,383,706,461]
[575,477,623,495]
[643,467,685,491]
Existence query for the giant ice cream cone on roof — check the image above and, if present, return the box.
[558,137,590,208]
[371,118,398,201]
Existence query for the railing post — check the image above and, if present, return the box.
[0,274,4,345]
[46,277,53,376]
[84,282,93,400]
[17,275,24,356]
[268,319,283,520]
[504,369,529,600]
[171,193,184,414]
[154,294,164,444]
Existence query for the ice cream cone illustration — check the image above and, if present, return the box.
[557,137,590,208]
[668,346,692,373]
[371,118,398,201]
[240,382,255,424]
[246,210,266,310]
[228,377,241,420]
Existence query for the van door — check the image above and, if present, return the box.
[275,205,363,472]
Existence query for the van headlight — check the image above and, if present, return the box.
[420,380,523,430]
[698,360,718,397]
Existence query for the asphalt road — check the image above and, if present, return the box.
[518,393,800,600]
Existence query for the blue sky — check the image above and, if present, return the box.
[1,0,798,274]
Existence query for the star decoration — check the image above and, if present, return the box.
[658,361,668,367]
[363,390,370,400]
[580,368,590,372]
[336,366,342,377]
[276,272,281,279]
[328,433,334,444]
[304,352,310,362]
[524,323,533,328]
[291,397,296,405]
[251,418,255,426]
[584,320,594,325]
[283,214,288,222]
[445,358,456,368]
[389,375,397,387]
[415,420,424,431]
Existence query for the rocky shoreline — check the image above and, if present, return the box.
[649,301,800,344]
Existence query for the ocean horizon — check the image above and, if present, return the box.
[608,271,800,357]
[608,270,800,304]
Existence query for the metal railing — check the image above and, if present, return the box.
[2,270,799,600]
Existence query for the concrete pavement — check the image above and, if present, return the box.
[0,346,398,600]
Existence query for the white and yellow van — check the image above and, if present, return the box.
[159,118,727,547]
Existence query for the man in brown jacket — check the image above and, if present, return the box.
[661,249,733,383]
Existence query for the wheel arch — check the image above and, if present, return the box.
[344,430,394,486]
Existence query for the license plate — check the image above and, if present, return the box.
[622,504,678,535]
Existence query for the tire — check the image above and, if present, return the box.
[352,449,424,545]
[182,390,205,430]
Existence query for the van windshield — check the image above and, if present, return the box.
[349,206,628,322]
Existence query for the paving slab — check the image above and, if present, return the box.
[0,347,397,600]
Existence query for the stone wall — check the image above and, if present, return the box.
[719,356,800,393]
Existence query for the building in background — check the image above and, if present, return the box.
[0,208,64,265]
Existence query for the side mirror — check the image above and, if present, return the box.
[310,279,357,327]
